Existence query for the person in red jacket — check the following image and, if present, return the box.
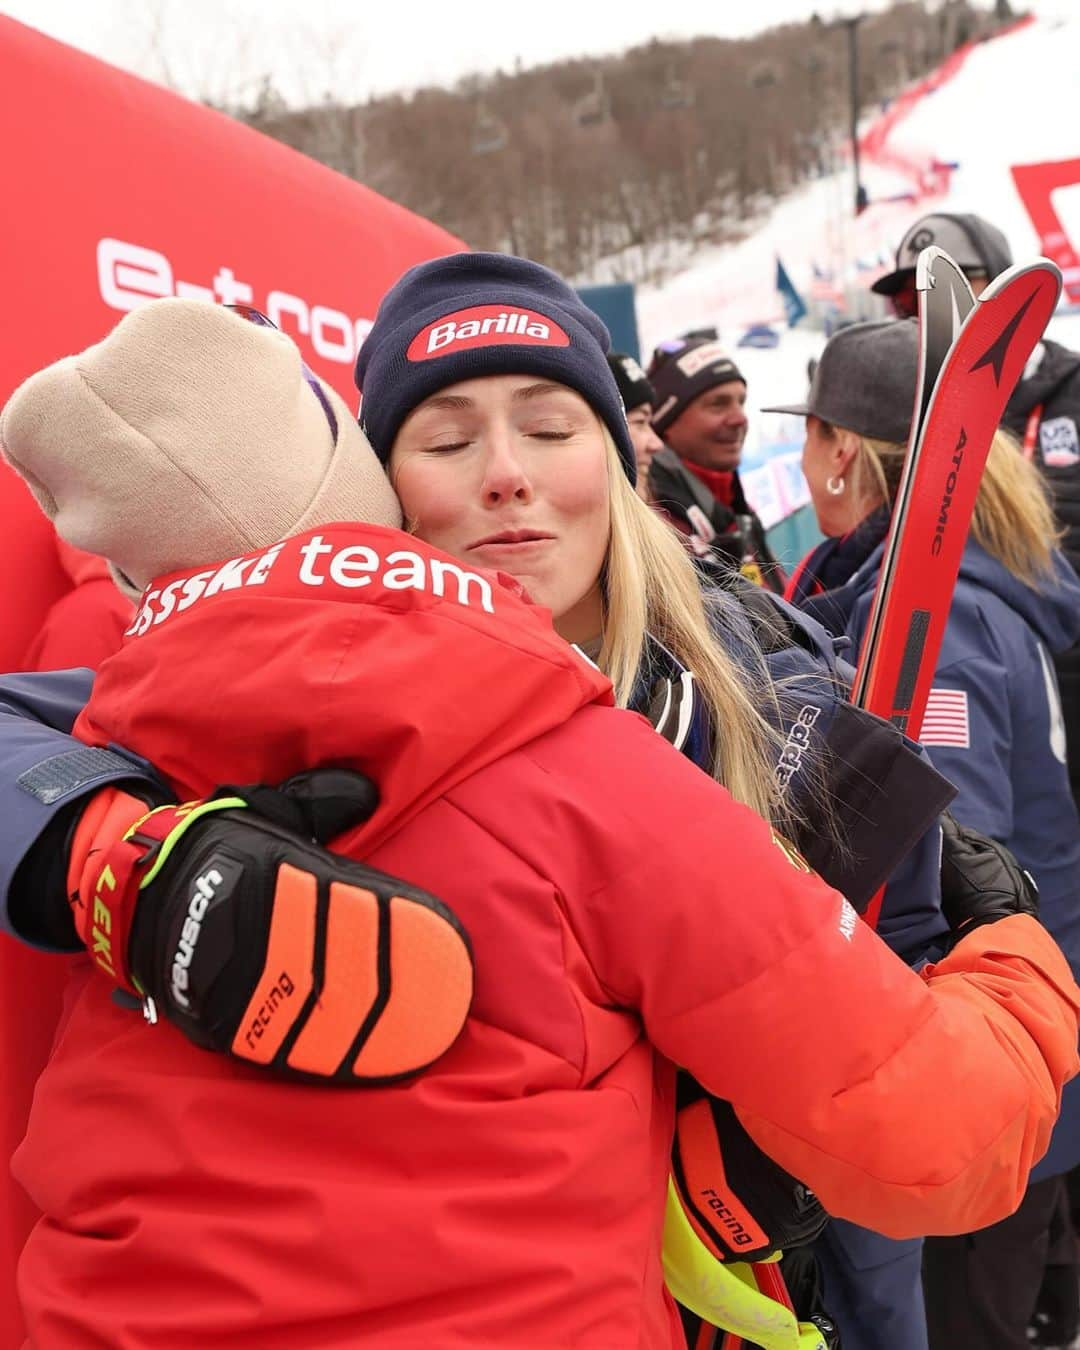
[1,290,1078,1348]
[0,464,133,1348]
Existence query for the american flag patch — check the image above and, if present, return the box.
[921,688,970,748]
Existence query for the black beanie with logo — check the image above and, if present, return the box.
[355,252,637,483]
[607,352,655,414]
[648,338,746,435]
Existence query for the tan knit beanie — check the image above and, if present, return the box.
[0,299,402,592]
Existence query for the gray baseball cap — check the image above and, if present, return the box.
[761,318,918,444]
[872,212,1012,296]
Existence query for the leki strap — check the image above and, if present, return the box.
[79,798,243,993]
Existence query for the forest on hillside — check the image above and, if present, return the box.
[221,1,1016,283]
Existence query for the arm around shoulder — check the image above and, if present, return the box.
[571,738,1080,1241]
[0,669,161,948]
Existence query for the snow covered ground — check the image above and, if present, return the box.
[632,5,1080,532]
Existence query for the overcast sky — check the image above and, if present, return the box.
[0,0,966,107]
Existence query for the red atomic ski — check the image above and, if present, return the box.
[851,245,975,712]
[853,252,1062,929]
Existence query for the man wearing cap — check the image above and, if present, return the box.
[871,212,1013,318]
[646,338,785,592]
[875,211,1080,820]
[607,352,664,498]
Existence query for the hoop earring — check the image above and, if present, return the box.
[826,475,845,496]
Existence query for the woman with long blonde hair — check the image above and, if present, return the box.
[775,316,1080,1350]
[361,256,999,1342]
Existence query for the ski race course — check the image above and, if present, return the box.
[629,7,1080,545]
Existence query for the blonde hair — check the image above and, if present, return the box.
[839,425,1061,587]
[598,428,784,824]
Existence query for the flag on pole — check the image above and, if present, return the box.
[776,256,807,327]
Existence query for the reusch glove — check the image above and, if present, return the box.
[671,1077,828,1264]
[66,769,474,1083]
[939,811,1040,944]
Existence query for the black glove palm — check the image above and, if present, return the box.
[939,811,1039,944]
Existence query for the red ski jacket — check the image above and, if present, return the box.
[14,524,1079,1349]
[0,464,133,1350]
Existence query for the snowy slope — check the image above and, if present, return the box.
[638,8,1080,357]
[634,7,1080,528]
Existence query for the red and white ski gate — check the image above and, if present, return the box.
[1012,159,1080,306]
[0,17,464,1345]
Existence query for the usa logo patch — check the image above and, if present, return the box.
[1040,416,1080,468]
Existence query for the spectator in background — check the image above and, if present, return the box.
[870,211,1012,315]
[606,352,663,498]
[646,337,785,591]
[772,316,1080,1350]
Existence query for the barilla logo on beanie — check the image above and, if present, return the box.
[407,305,570,361]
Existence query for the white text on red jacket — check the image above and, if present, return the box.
[125,533,495,638]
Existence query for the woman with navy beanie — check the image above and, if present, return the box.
[354,251,951,914]
[356,250,783,818]
[353,253,1069,1343]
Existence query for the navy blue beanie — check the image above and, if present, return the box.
[354,252,637,484]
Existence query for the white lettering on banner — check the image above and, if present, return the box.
[125,535,494,637]
[96,238,372,366]
[98,239,173,309]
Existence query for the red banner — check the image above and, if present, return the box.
[0,17,464,1344]
[0,20,464,405]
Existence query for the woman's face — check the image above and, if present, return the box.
[626,404,664,494]
[802,415,860,537]
[389,374,611,643]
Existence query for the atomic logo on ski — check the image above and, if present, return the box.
[970,290,1039,385]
